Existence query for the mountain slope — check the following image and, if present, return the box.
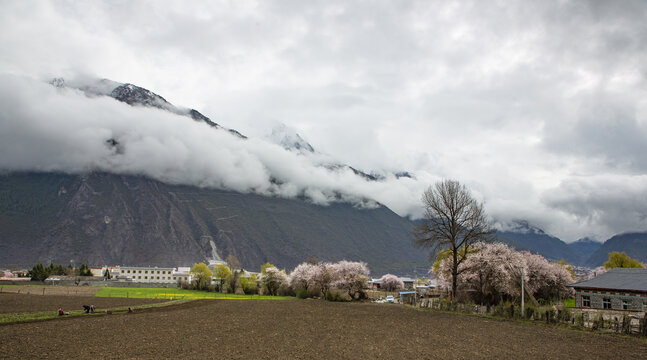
[0,172,427,274]
[496,221,578,264]
[585,232,647,267]
[567,237,602,265]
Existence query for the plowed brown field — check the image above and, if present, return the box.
[0,293,165,313]
[1,298,646,359]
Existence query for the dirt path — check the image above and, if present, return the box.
[1,299,645,359]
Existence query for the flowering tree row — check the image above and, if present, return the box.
[434,242,574,305]
[285,260,370,300]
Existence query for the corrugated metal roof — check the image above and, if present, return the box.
[568,268,647,292]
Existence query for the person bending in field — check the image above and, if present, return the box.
[83,305,91,313]
[57,307,69,316]
[90,304,95,313]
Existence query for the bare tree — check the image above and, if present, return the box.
[414,179,494,300]
[226,254,241,271]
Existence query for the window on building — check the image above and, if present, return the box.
[138,270,141,274]
[144,270,148,274]
[144,276,147,279]
[622,300,629,310]
[173,277,176,280]
[138,276,141,279]
[603,298,611,309]
[582,296,591,307]
[156,276,160,280]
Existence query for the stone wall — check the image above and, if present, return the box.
[576,290,647,311]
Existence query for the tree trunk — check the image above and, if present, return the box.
[452,250,458,300]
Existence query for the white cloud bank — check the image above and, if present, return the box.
[0,1,646,242]
[0,75,434,217]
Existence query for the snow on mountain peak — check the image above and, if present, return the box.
[267,123,315,154]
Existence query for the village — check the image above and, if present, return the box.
[2,250,647,337]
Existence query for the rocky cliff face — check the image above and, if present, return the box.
[0,172,427,274]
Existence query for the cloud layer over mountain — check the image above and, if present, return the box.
[0,75,433,217]
[1,1,646,241]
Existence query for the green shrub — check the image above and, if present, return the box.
[523,305,535,320]
[491,303,506,317]
[439,298,454,311]
[277,283,295,297]
[325,290,348,302]
[563,297,575,308]
[545,309,556,324]
[557,308,571,323]
[238,276,258,295]
[506,303,516,319]
[296,288,310,299]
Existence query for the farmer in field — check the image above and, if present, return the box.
[83,305,91,313]
[57,307,68,316]
[90,304,95,313]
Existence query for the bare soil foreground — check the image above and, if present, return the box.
[1,299,646,359]
[0,293,165,313]
[0,285,100,296]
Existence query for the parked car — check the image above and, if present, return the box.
[385,295,395,303]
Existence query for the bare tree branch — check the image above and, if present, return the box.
[414,179,495,299]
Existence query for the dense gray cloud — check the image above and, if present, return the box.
[0,0,646,241]
[0,75,433,217]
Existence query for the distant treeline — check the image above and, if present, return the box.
[28,262,92,281]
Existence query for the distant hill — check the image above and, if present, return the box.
[567,238,602,265]
[496,221,578,264]
[585,232,647,267]
[0,172,427,274]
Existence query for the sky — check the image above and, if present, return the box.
[1,0,646,242]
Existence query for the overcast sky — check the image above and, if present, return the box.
[1,0,646,242]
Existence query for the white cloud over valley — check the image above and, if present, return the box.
[1,0,646,242]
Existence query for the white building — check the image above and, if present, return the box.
[90,266,120,277]
[118,266,176,284]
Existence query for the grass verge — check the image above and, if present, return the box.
[0,299,193,325]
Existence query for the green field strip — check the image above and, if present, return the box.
[94,287,293,300]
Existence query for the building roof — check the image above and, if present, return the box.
[119,266,175,270]
[568,268,647,292]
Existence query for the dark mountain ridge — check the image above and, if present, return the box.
[496,220,579,263]
[0,172,428,274]
[585,232,647,267]
[494,221,647,268]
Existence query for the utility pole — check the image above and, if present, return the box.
[521,266,525,318]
